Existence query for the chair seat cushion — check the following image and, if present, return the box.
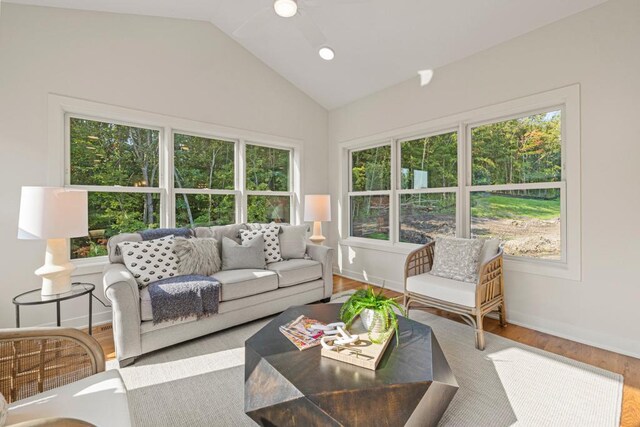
[267,259,322,287]
[406,273,477,308]
[7,370,131,426]
[212,269,278,301]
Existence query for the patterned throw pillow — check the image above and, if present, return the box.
[431,237,484,283]
[118,236,179,288]
[240,226,283,264]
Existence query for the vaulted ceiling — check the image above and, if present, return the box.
[5,0,609,109]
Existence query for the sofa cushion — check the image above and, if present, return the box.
[221,236,266,270]
[406,273,477,308]
[267,259,322,288]
[200,224,247,254]
[279,225,308,259]
[213,269,278,301]
[7,370,131,426]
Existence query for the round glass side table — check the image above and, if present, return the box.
[12,283,95,335]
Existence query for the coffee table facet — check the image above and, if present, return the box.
[245,304,458,427]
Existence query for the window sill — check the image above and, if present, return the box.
[72,257,109,277]
[339,238,580,281]
[339,238,418,255]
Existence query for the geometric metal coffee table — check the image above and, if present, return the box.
[245,303,458,427]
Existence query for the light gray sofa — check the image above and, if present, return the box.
[103,224,333,366]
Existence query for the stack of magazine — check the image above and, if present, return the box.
[279,315,326,351]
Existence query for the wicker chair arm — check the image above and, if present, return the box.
[0,327,105,402]
[404,241,435,285]
[476,247,505,306]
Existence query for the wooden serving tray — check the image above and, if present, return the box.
[320,321,394,370]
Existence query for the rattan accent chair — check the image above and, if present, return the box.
[403,240,507,350]
[0,327,105,403]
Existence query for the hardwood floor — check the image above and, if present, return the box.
[90,274,640,427]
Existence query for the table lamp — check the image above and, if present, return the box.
[304,194,331,245]
[18,187,88,296]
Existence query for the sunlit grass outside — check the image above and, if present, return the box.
[471,194,560,220]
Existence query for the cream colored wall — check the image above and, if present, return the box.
[328,0,640,357]
[0,4,329,329]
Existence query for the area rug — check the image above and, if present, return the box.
[108,302,623,426]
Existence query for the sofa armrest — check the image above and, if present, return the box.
[102,264,142,361]
[306,243,334,298]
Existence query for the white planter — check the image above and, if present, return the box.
[360,309,387,334]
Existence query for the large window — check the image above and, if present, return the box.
[399,131,458,244]
[174,133,236,228]
[67,115,296,260]
[245,144,292,223]
[345,107,568,263]
[349,145,391,240]
[69,118,161,259]
[470,111,562,259]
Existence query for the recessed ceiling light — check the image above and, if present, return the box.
[274,0,298,18]
[319,47,335,61]
[418,69,434,86]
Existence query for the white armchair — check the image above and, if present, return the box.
[403,239,507,350]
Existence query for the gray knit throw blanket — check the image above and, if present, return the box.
[147,275,220,324]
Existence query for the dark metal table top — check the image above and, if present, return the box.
[245,303,458,427]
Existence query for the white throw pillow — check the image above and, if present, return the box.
[431,237,484,283]
[478,238,500,269]
[240,226,283,264]
[118,235,179,288]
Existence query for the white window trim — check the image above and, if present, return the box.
[338,85,581,281]
[48,94,303,274]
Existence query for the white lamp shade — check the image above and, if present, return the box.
[18,187,88,240]
[304,194,331,222]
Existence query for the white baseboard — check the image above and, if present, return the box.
[333,268,640,360]
[334,268,404,293]
[505,309,640,360]
[35,309,112,330]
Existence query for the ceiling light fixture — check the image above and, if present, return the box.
[319,46,335,61]
[274,0,298,18]
[418,69,434,86]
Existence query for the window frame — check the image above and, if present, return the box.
[465,106,566,263]
[171,129,240,227]
[50,95,303,273]
[243,140,295,224]
[339,85,581,280]
[396,127,460,244]
[348,141,394,242]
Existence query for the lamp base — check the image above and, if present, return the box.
[35,238,75,296]
[309,221,326,245]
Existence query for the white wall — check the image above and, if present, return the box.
[0,4,328,329]
[328,0,640,357]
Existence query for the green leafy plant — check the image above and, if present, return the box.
[339,287,406,345]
